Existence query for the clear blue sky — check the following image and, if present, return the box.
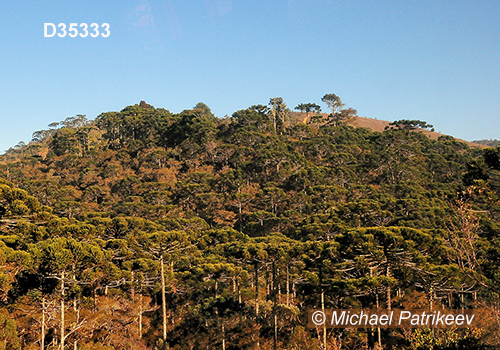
[1,0,499,153]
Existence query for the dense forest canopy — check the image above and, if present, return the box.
[0,97,499,349]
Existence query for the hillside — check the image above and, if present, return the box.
[290,112,488,148]
[354,115,488,148]
[473,139,500,148]
[0,101,499,349]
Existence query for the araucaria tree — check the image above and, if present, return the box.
[294,103,322,124]
[321,93,357,126]
[269,97,290,134]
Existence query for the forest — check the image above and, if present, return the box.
[0,96,499,349]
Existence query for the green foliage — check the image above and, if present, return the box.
[0,309,20,350]
[407,328,494,350]
[483,146,500,170]
[386,119,434,131]
[295,103,321,116]
[0,99,497,348]
[321,93,344,114]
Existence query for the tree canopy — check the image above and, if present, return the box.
[0,98,497,349]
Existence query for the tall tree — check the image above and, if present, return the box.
[135,230,195,348]
[321,93,358,126]
[295,103,322,124]
[269,97,290,135]
[321,93,344,116]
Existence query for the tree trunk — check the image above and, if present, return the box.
[277,268,281,303]
[266,264,270,297]
[429,286,434,311]
[237,280,241,304]
[272,261,277,350]
[321,290,327,350]
[74,298,80,350]
[255,262,259,316]
[41,297,45,350]
[386,264,391,310]
[286,265,290,306]
[131,271,135,300]
[238,187,242,233]
[385,263,393,350]
[60,272,65,350]
[372,266,381,350]
[222,323,226,350]
[376,291,381,348]
[138,293,143,339]
[161,257,167,347]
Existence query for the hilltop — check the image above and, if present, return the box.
[290,112,488,148]
[353,115,488,148]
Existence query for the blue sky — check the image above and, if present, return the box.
[1,0,499,153]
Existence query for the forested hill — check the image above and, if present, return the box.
[0,100,499,349]
[473,139,500,148]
